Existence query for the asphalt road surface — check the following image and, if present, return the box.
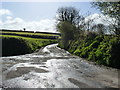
[1,44,119,88]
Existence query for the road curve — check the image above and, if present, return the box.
[1,44,119,88]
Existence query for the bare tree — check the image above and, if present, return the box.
[57,7,80,25]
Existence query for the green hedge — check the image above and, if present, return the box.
[59,35,120,69]
[2,36,58,56]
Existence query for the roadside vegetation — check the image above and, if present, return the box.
[1,31,58,56]
[56,2,120,69]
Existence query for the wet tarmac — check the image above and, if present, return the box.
[1,44,119,88]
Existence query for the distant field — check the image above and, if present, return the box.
[2,31,60,36]
[1,30,60,39]
[1,35,54,40]
[1,30,59,56]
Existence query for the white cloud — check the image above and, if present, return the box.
[85,13,116,26]
[1,16,57,32]
[0,21,3,25]
[5,17,24,25]
[23,19,56,32]
[0,9,56,32]
[6,16,13,20]
[0,9,12,16]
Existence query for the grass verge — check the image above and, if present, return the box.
[1,35,58,56]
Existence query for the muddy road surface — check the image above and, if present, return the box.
[1,44,119,88]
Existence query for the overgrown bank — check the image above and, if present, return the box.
[56,6,120,69]
[58,34,120,69]
[1,35,58,56]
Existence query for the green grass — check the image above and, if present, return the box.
[1,32,58,56]
[1,35,58,49]
[2,31,59,36]
[1,35,53,40]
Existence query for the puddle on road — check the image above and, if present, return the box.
[30,62,45,65]
[2,62,17,72]
[68,78,93,88]
[39,65,48,68]
[5,67,49,80]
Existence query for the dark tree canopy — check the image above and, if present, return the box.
[56,7,81,49]
[57,7,80,25]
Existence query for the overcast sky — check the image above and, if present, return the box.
[0,1,102,32]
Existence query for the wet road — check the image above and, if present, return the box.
[1,44,119,88]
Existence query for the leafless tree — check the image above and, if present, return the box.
[57,7,80,26]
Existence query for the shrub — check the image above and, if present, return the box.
[84,31,97,39]
[74,48,81,56]
[88,48,97,61]
[2,36,58,56]
[95,35,103,42]
[2,37,31,56]
[109,37,120,68]
[88,51,96,61]
[90,40,100,48]
[58,32,120,69]
[95,48,107,65]
[80,46,91,58]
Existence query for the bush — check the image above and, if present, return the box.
[57,21,76,49]
[95,48,107,65]
[95,35,103,42]
[59,33,120,69]
[74,48,81,56]
[90,41,100,48]
[2,37,31,56]
[80,46,91,58]
[88,49,97,61]
[2,37,58,56]
[109,37,120,68]
[84,31,97,39]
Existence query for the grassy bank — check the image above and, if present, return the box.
[59,34,120,69]
[1,31,58,56]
